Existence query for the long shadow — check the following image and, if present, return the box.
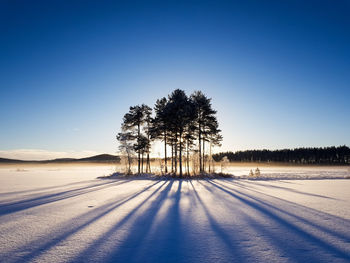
[7,178,349,263]
[219,179,350,242]
[11,180,163,263]
[0,179,97,197]
[188,180,246,262]
[197,180,331,262]
[241,180,337,199]
[128,179,183,263]
[129,180,184,263]
[205,179,350,261]
[0,180,130,216]
[71,180,173,263]
[222,179,345,224]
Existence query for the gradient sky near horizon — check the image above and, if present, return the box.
[1,0,349,160]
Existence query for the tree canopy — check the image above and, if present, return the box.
[117,89,222,176]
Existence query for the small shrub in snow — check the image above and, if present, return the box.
[255,167,261,176]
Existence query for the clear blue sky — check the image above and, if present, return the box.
[1,0,349,159]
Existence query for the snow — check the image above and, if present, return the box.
[0,164,349,263]
[222,164,350,179]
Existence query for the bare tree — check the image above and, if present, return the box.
[116,131,134,174]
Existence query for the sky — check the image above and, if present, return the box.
[1,0,349,160]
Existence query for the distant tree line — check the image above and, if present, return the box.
[117,89,222,177]
[213,146,350,165]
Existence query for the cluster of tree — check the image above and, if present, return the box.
[212,146,350,165]
[117,89,222,177]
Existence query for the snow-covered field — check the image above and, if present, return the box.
[0,164,349,263]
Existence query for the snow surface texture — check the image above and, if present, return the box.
[0,165,349,263]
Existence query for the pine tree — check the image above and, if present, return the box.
[166,89,196,177]
[191,91,220,173]
[142,104,153,173]
[117,89,223,176]
[121,105,146,175]
[151,97,169,173]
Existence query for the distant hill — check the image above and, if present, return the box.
[71,154,120,163]
[0,154,120,164]
[0,158,26,163]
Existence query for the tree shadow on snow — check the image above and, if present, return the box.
[204,179,350,262]
[70,179,350,262]
[71,180,175,262]
[4,178,350,263]
[238,180,337,200]
[0,179,98,197]
[0,180,130,216]
[73,179,250,263]
[221,179,350,242]
[4,180,163,263]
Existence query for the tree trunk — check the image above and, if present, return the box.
[137,123,141,175]
[146,153,151,173]
[202,140,205,173]
[209,142,212,173]
[179,132,183,178]
[146,125,151,173]
[187,140,190,176]
[164,132,168,173]
[175,133,178,175]
[171,142,174,173]
[199,123,202,174]
[127,150,131,174]
[141,152,144,174]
